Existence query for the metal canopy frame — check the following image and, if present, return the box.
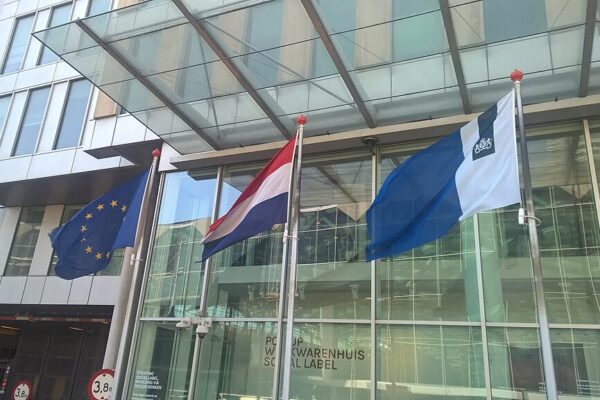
[172,0,293,139]
[299,0,377,129]
[45,0,597,154]
[579,0,598,97]
[439,0,471,114]
[74,19,222,150]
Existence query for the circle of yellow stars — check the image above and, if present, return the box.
[79,199,128,261]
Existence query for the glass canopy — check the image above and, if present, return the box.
[34,0,600,154]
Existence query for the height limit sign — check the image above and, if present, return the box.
[87,369,114,400]
[11,380,32,400]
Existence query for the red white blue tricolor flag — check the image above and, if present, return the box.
[201,135,297,261]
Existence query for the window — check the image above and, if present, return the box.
[0,95,11,137]
[54,79,91,149]
[38,3,72,65]
[4,207,45,276]
[13,86,51,156]
[1,14,35,74]
[87,0,112,17]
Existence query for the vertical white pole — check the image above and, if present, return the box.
[111,149,162,399]
[280,115,306,400]
[511,70,558,400]
[272,126,301,399]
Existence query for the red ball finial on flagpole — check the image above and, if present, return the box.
[510,69,524,82]
[152,148,161,159]
[297,114,307,126]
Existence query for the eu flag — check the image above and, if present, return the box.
[49,169,149,279]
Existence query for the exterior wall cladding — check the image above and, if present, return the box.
[3,0,600,400]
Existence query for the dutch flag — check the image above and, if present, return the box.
[201,135,297,261]
[366,91,520,261]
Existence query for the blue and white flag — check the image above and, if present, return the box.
[366,91,519,261]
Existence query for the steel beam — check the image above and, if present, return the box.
[300,0,376,128]
[579,0,598,97]
[172,0,292,138]
[439,0,471,114]
[75,19,221,150]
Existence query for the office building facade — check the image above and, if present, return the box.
[3,0,600,399]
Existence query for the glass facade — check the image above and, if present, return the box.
[38,3,72,65]
[13,86,51,157]
[4,207,45,276]
[125,119,600,400]
[54,79,92,150]
[2,14,34,74]
[33,0,598,155]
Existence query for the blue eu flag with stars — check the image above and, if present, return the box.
[49,169,149,279]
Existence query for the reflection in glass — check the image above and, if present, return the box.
[0,95,11,135]
[87,0,111,17]
[142,171,217,318]
[4,207,45,276]
[551,329,600,398]
[2,14,34,74]
[38,3,72,65]
[207,166,283,319]
[13,86,51,156]
[530,124,600,324]
[128,321,194,399]
[378,325,485,400]
[487,328,544,399]
[194,322,277,400]
[483,0,547,43]
[290,323,370,400]
[377,149,479,322]
[54,79,92,149]
[479,206,537,323]
[296,155,372,319]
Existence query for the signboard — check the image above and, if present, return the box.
[87,369,114,400]
[11,380,31,400]
[131,370,163,400]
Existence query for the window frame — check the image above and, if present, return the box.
[0,94,14,142]
[3,206,46,276]
[11,85,53,157]
[36,1,75,67]
[52,78,93,150]
[0,13,37,75]
[85,0,114,17]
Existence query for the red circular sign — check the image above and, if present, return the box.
[87,369,114,400]
[11,380,32,400]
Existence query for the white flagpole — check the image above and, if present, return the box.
[275,115,306,400]
[271,117,303,400]
[110,149,162,399]
[511,70,558,400]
